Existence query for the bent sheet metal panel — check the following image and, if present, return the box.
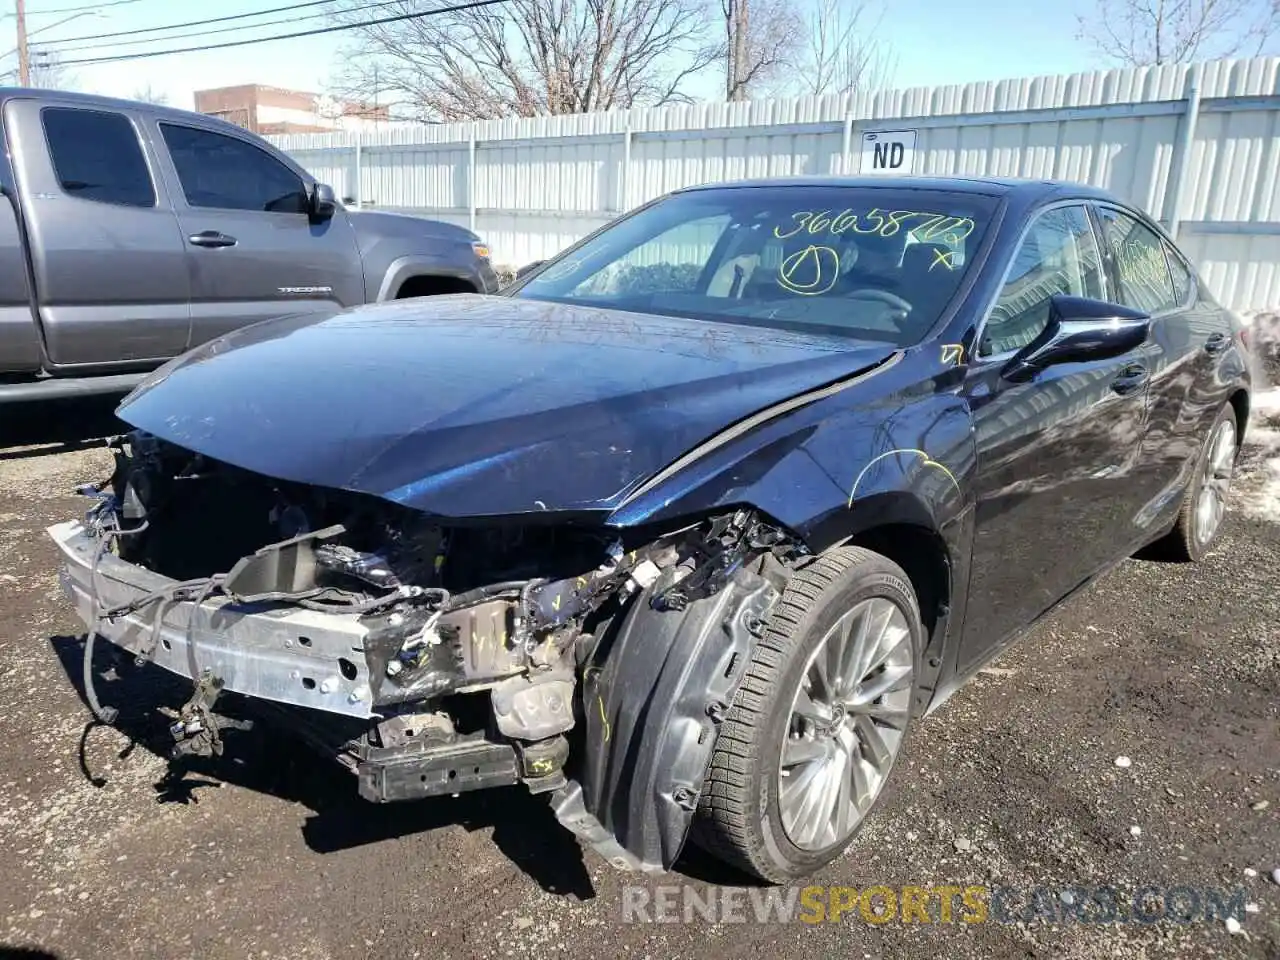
[49,520,376,720]
[567,566,778,871]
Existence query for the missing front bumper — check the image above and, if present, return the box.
[48,519,378,720]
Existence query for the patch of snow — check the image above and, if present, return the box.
[1253,388,1280,418]
[1241,456,1280,524]
[1239,383,1280,524]
[1244,309,1280,356]
[1245,422,1280,454]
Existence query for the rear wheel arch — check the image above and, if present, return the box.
[1228,387,1250,446]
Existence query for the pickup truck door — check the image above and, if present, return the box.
[3,98,192,366]
[146,117,364,347]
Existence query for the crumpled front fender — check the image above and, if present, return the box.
[551,566,778,872]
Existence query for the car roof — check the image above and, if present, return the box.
[0,85,274,145]
[673,175,1118,204]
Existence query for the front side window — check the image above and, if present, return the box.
[571,214,732,297]
[40,107,155,208]
[160,123,308,214]
[1098,208,1178,314]
[516,186,1000,345]
[981,204,1104,357]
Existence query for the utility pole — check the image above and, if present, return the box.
[16,0,29,86]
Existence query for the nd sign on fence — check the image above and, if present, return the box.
[860,130,917,175]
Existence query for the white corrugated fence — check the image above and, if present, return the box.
[267,56,1280,312]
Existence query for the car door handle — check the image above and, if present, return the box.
[1204,332,1229,355]
[1110,363,1149,395]
[187,230,237,248]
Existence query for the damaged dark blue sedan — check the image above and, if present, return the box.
[49,176,1256,883]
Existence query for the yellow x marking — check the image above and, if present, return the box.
[931,247,957,271]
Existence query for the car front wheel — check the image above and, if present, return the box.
[694,546,924,882]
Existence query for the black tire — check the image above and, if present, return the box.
[693,546,925,883]
[1151,402,1239,563]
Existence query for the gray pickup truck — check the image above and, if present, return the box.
[0,88,500,402]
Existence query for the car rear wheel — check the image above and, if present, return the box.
[1157,403,1239,562]
[693,547,923,883]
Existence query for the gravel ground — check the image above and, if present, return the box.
[0,380,1277,960]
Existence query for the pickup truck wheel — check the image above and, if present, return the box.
[693,547,922,883]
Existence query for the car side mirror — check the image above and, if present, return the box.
[1002,295,1150,383]
[515,260,546,280]
[310,182,337,221]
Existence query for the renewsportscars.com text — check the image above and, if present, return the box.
[621,884,1249,926]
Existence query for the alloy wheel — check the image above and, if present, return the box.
[777,596,914,851]
[1195,418,1236,546]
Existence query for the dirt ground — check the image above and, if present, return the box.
[1,381,1277,960]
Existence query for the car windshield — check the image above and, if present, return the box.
[513,185,1002,345]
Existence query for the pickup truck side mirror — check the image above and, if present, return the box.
[310,182,337,222]
[1002,294,1150,383]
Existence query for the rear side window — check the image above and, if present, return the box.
[40,107,155,208]
[1098,208,1178,314]
[159,122,308,214]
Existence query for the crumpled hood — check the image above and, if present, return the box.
[117,295,894,518]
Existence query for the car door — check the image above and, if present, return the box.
[957,200,1154,673]
[148,118,364,349]
[1092,204,1223,536]
[4,98,191,366]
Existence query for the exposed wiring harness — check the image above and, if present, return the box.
[78,479,453,728]
[83,503,150,725]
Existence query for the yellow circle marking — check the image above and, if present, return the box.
[778,244,840,296]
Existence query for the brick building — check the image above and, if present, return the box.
[193,84,390,135]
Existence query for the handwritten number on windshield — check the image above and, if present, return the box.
[775,209,975,243]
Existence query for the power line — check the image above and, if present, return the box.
[40,0,356,45]
[45,0,408,53]
[56,0,509,66]
[20,0,152,17]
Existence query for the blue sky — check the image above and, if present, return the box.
[5,0,1109,111]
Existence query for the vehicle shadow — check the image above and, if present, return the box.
[0,396,125,460]
[0,948,61,960]
[47,633,598,901]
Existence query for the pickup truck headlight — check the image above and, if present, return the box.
[472,241,491,260]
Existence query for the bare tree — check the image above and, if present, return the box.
[28,50,74,90]
[796,0,896,96]
[720,0,802,101]
[131,83,170,105]
[1077,0,1278,65]
[327,0,718,121]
